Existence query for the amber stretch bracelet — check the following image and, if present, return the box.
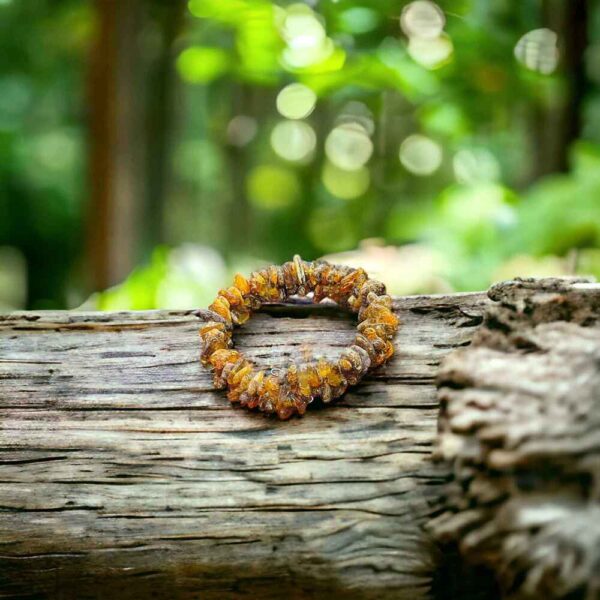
[199,256,399,419]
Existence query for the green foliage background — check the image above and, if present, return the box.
[0,0,599,309]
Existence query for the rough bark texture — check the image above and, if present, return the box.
[431,278,600,600]
[0,293,490,600]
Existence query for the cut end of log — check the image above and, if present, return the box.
[430,278,600,599]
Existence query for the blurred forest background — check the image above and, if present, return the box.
[1,0,599,311]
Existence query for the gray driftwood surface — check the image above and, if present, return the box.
[0,291,490,600]
[2,278,599,599]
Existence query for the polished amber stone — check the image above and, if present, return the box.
[207,349,240,389]
[209,296,232,323]
[276,394,296,420]
[199,328,231,365]
[358,280,386,304]
[248,271,268,300]
[338,345,371,385]
[359,301,399,331]
[209,348,239,368]
[233,273,250,295]
[297,364,317,401]
[293,396,308,415]
[258,374,281,414]
[219,287,250,324]
[281,261,299,295]
[357,319,397,340]
[244,370,264,409]
[227,363,254,403]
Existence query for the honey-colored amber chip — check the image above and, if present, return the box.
[233,273,250,295]
[199,256,398,419]
[209,296,232,323]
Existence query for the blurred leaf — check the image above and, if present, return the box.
[188,0,247,22]
[97,247,169,311]
[247,164,301,210]
[95,245,231,310]
[177,47,231,84]
[188,0,281,83]
[419,102,470,140]
[235,3,282,83]
[337,7,381,35]
[284,46,346,75]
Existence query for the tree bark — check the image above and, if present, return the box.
[0,292,488,599]
[143,0,186,251]
[531,0,588,179]
[87,0,144,291]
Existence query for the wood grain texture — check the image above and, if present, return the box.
[431,278,600,600]
[0,293,489,599]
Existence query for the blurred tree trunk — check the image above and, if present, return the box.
[144,0,186,251]
[224,83,252,257]
[532,0,588,178]
[88,0,145,291]
[87,0,185,292]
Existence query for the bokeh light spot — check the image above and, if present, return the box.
[282,38,335,69]
[335,101,375,136]
[247,165,300,209]
[279,4,334,69]
[226,115,258,147]
[408,34,453,69]
[399,134,443,176]
[173,140,222,183]
[276,83,317,119]
[325,122,373,171]
[514,28,559,75]
[453,148,501,184]
[401,1,445,40]
[270,120,316,163]
[282,3,325,45]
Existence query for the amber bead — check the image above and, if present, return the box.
[258,375,281,414]
[227,363,254,403]
[358,280,386,305]
[357,319,396,340]
[281,261,299,295]
[243,371,264,409]
[297,364,316,402]
[199,329,231,365]
[209,296,232,324]
[276,394,296,420]
[248,271,267,299]
[233,273,250,295]
[200,256,398,419]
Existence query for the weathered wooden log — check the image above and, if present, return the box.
[0,292,490,599]
[431,278,600,600]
